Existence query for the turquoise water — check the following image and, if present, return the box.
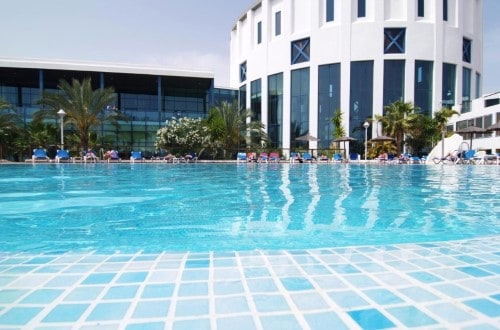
[0,163,498,253]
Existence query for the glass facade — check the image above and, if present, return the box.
[251,79,262,122]
[442,63,456,108]
[326,0,334,22]
[291,68,310,148]
[349,61,373,142]
[268,73,283,148]
[318,63,340,149]
[383,60,405,110]
[0,67,233,152]
[384,28,406,54]
[291,38,310,65]
[414,60,433,116]
[462,67,472,113]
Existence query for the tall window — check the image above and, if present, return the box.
[462,68,471,113]
[326,0,335,22]
[291,38,310,64]
[442,63,456,108]
[443,0,448,21]
[251,79,262,122]
[475,72,481,98]
[275,11,281,36]
[414,60,433,116]
[318,63,340,148]
[384,28,406,54]
[350,61,373,142]
[358,0,366,18]
[383,60,405,110]
[257,21,262,44]
[418,0,425,17]
[463,38,472,63]
[239,85,247,110]
[240,62,247,83]
[268,73,283,148]
[291,68,310,148]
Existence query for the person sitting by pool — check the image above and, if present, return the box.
[84,149,98,162]
[247,152,257,162]
[378,151,388,163]
[294,152,303,163]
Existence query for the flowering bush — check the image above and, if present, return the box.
[155,117,209,152]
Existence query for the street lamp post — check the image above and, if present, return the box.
[363,121,370,161]
[57,109,66,150]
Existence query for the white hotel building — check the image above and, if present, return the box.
[230,0,496,154]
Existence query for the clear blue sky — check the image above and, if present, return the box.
[1,0,498,93]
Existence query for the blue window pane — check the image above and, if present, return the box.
[418,0,425,17]
[414,60,433,116]
[240,62,247,83]
[291,38,310,65]
[350,61,374,142]
[442,63,456,108]
[326,0,334,22]
[268,73,283,148]
[275,11,281,36]
[463,38,472,63]
[384,28,406,54]
[358,0,366,17]
[383,60,405,109]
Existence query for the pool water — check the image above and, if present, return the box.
[0,163,498,253]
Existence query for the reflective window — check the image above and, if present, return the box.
[291,38,310,65]
[326,0,334,22]
[291,68,310,148]
[240,62,247,83]
[462,67,471,113]
[318,63,340,148]
[257,21,262,44]
[275,11,281,36]
[239,85,247,110]
[349,61,373,142]
[384,28,405,54]
[268,73,283,148]
[442,63,456,108]
[251,79,262,122]
[475,72,481,98]
[414,60,433,116]
[358,0,366,18]
[383,60,405,110]
[463,38,472,63]
[418,0,425,17]
[443,0,448,21]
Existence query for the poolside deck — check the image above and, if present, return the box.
[0,236,499,329]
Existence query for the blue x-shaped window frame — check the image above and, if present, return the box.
[240,62,247,82]
[384,28,405,54]
[463,38,471,63]
[291,38,310,65]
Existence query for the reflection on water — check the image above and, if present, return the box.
[0,163,498,253]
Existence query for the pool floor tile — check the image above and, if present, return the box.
[0,237,499,329]
[42,303,89,323]
[347,308,396,329]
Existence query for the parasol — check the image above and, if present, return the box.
[455,126,486,149]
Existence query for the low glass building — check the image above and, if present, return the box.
[0,59,236,153]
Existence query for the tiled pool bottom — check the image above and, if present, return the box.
[0,237,499,330]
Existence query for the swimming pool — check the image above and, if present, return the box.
[0,163,498,253]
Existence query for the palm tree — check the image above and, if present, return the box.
[36,78,125,151]
[206,101,268,159]
[0,97,21,160]
[376,100,417,155]
[331,109,346,140]
[433,107,459,158]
